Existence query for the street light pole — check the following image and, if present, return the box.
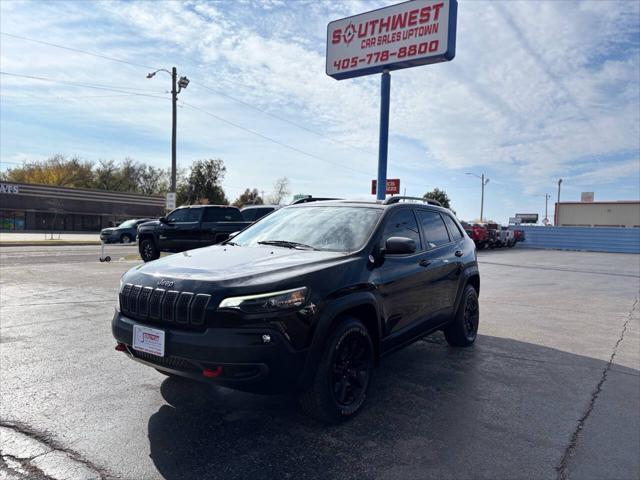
[466,172,490,222]
[147,67,190,194]
[556,178,563,226]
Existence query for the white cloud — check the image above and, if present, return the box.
[1,0,638,220]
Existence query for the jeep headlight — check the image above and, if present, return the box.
[218,287,308,314]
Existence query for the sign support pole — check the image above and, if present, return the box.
[376,70,391,201]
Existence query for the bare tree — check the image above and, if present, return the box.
[268,177,290,205]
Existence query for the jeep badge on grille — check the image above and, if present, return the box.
[157,279,175,288]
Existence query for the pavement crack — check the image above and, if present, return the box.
[0,420,113,480]
[555,296,639,480]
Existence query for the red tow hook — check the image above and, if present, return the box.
[115,343,126,352]
[202,366,223,378]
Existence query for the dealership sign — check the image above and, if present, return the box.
[326,0,457,80]
[371,179,400,195]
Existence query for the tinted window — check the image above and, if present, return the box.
[233,206,382,252]
[252,208,273,220]
[203,207,244,222]
[167,208,190,222]
[417,211,450,248]
[241,209,257,221]
[382,209,421,250]
[443,215,463,241]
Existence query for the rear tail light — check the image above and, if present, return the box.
[202,366,223,378]
[115,343,126,352]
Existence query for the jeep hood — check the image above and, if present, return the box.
[128,244,351,286]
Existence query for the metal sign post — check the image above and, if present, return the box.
[326,0,458,201]
[377,70,391,201]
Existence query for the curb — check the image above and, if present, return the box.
[0,241,102,247]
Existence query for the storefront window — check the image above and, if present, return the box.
[0,210,26,230]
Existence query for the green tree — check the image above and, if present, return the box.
[93,159,121,191]
[178,158,228,205]
[138,165,169,195]
[423,188,452,209]
[233,188,263,207]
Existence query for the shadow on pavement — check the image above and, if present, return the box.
[147,333,639,480]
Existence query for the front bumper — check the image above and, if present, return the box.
[112,312,308,394]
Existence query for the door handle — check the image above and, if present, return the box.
[419,259,432,267]
[454,250,463,257]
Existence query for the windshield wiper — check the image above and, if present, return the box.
[258,240,318,250]
[224,241,239,246]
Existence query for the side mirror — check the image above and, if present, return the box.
[385,236,416,255]
[228,231,240,239]
[159,216,168,223]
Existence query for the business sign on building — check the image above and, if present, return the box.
[581,192,594,203]
[516,213,539,224]
[0,183,20,194]
[371,179,401,195]
[326,0,457,80]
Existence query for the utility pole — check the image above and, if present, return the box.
[171,67,177,193]
[147,67,190,194]
[556,178,563,226]
[466,172,490,222]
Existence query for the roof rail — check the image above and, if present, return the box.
[383,196,442,207]
[290,196,341,205]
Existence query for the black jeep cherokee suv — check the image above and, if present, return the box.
[112,197,480,423]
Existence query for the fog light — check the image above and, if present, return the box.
[262,334,271,344]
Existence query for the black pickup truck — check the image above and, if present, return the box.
[137,205,251,262]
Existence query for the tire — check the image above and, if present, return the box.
[121,233,132,244]
[139,238,160,262]
[444,284,479,347]
[299,317,374,423]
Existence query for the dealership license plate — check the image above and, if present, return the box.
[132,325,165,357]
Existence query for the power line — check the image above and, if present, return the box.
[0,71,169,99]
[179,100,371,178]
[2,31,376,157]
[190,80,376,157]
[0,31,157,70]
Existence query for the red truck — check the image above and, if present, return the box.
[462,222,489,249]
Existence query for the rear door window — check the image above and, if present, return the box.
[417,210,451,249]
[381,209,422,250]
[203,207,243,222]
[443,215,463,241]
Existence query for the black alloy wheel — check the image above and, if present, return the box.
[299,317,374,423]
[331,330,372,408]
[462,292,479,342]
[444,284,480,347]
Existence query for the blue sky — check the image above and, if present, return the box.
[1,0,638,222]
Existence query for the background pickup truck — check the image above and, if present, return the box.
[137,205,251,261]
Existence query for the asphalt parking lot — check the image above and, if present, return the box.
[1,245,639,480]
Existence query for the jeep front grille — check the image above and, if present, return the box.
[120,283,210,328]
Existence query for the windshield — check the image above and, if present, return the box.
[118,220,136,228]
[231,206,382,252]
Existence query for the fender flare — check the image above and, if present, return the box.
[298,291,381,389]
[452,266,480,314]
